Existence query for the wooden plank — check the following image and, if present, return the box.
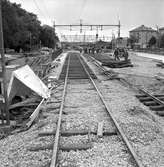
[60,143,92,151]
[28,143,53,151]
[143,101,159,106]
[97,121,104,137]
[9,97,39,109]
[156,111,164,116]
[26,98,45,128]
[28,143,92,152]
[149,105,164,111]
[39,130,90,137]
[38,129,117,137]
[9,102,39,109]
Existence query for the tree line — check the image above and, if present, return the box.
[2,0,59,52]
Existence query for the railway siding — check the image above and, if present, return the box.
[83,53,164,167]
[0,51,164,167]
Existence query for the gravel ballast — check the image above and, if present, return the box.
[1,51,164,167]
[58,79,135,167]
[0,82,64,167]
[84,53,164,167]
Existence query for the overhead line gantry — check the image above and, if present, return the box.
[53,20,121,38]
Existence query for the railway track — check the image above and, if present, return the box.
[49,51,143,167]
[136,89,164,116]
[87,54,164,117]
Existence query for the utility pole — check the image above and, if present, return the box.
[83,32,86,44]
[156,25,160,48]
[80,19,82,33]
[29,32,32,51]
[96,26,98,42]
[118,20,121,38]
[53,21,57,50]
[0,0,10,125]
[53,21,56,34]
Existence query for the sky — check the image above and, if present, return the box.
[9,0,164,39]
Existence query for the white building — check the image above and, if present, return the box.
[129,25,157,48]
[159,27,164,35]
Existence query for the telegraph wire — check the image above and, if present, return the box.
[79,0,88,20]
[32,0,48,20]
[42,0,52,21]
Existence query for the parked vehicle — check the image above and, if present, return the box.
[40,47,51,55]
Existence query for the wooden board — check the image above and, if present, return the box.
[97,121,104,137]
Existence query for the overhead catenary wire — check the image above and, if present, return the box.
[32,0,48,21]
[79,0,87,19]
[42,0,52,21]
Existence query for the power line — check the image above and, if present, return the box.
[79,0,87,19]
[32,0,47,20]
[42,0,52,21]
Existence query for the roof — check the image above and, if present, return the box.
[159,27,164,31]
[130,25,157,32]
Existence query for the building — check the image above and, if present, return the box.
[159,27,164,35]
[129,25,157,48]
[116,37,128,48]
[111,37,128,48]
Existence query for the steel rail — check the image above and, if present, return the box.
[88,55,164,99]
[50,54,70,167]
[91,54,164,106]
[88,53,164,122]
[88,55,115,77]
[139,88,164,106]
[79,54,143,167]
[88,55,144,90]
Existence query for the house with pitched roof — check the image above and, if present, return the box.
[129,25,157,48]
[159,27,164,35]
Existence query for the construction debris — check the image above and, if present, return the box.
[102,59,133,68]
[97,121,104,137]
[8,65,50,102]
[155,73,164,82]
[156,60,164,68]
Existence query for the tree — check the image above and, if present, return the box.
[160,34,164,48]
[39,25,59,49]
[2,0,19,49]
[148,36,156,47]
[1,0,59,52]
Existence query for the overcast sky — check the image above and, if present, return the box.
[9,0,164,38]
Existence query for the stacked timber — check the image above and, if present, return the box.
[102,59,133,68]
